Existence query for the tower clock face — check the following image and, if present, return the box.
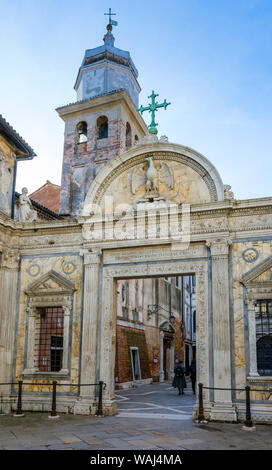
[85,68,104,97]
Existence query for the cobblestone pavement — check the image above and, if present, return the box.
[0,382,271,450]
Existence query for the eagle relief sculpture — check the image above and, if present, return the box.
[128,156,174,201]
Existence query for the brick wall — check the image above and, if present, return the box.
[115,325,151,383]
[59,115,130,216]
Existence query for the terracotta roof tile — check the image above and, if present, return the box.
[30,180,60,213]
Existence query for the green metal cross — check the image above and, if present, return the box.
[137,91,171,135]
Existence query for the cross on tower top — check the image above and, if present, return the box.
[104,8,118,28]
[137,91,171,135]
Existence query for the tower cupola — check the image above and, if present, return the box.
[74,23,140,107]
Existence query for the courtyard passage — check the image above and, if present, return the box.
[116,381,195,421]
[0,382,272,450]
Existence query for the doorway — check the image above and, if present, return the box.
[114,274,196,389]
[98,257,209,416]
[130,347,141,380]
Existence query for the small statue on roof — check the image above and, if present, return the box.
[19,187,37,222]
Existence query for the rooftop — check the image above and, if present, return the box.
[0,114,36,160]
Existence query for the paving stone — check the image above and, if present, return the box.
[0,383,272,450]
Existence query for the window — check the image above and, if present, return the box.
[126,122,132,148]
[97,116,108,139]
[192,275,196,288]
[50,336,63,372]
[165,277,171,283]
[76,121,87,143]
[255,300,272,375]
[132,309,139,322]
[122,306,129,319]
[134,135,139,143]
[38,307,64,372]
[193,310,196,334]
[176,276,182,289]
[121,284,126,302]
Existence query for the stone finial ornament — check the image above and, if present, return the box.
[224,185,234,200]
[19,187,37,222]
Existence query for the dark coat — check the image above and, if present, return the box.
[172,364,186,389]
[189,362,196,380]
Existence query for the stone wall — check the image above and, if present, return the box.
[0,135,16,217]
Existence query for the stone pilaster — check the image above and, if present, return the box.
[0,249,20,388]
[79,249,101,401]
[24,306,38,374]
[60,304,72,374]
[245,299,259,377]
[206,238,237,421]
[99,271,116,413]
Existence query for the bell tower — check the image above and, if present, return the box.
[57,17,148,217]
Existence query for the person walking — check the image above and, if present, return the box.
[189,358,196,394]
[172,360,186,395]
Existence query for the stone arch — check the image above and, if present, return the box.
[97,115,108,139]
[125,122,132,149]
[75,121,88,144]
[81,141,224,215]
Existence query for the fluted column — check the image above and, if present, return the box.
[246,299,259,377]
[80,249,101,399]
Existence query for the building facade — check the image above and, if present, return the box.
[0,24,272,423]
[115,275,195,388]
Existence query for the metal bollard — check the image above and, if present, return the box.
[244,386,253,428]
[14,380,24,417]
[197,383,205,422]
[50,381,58,417]
[96,381,104,416]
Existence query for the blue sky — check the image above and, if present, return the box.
[0,0,271,199]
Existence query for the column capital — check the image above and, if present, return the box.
[26,306,37,317]
[206,238,232,257]
[83,248,102,266]
[245,298,257,310]
[0,249,20,270]
[63,305,72,316]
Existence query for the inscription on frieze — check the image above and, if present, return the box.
[103,244,207,264]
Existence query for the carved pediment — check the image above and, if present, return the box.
[241,255,272,288]
[160,321,176,334]
[25,270,76,296]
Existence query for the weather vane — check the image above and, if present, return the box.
[104,8,118,27]
[137,91,171,135]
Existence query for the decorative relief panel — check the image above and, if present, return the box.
[27,264,40,277]
[242,248,259,264]
[93,151,217,208]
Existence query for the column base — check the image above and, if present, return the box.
[73,400,93,415]
[210,403,237,422]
